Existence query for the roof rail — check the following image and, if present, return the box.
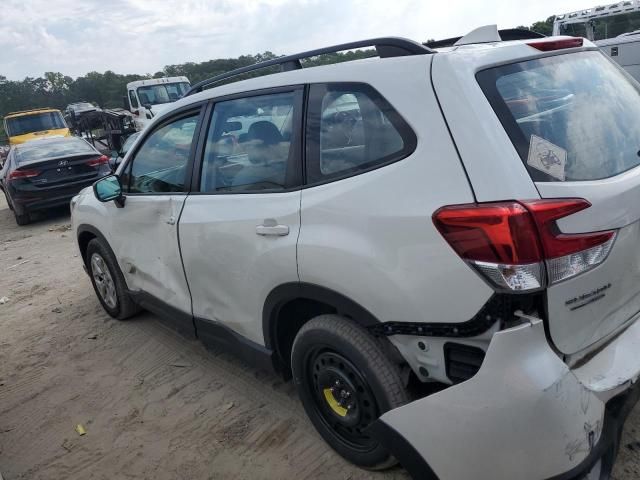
[425,27,545,49]
[184,37,434,97]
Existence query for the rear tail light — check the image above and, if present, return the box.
[8,169,40,181]
[86,155,110,167]
[433,199,616,292]
[527,37,584,51]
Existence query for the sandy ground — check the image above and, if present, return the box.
[0,194,638,480]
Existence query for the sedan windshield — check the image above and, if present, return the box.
[6,112,66,137]
[136,82,190,106]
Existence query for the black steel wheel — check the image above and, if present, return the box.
[291,314,409,469]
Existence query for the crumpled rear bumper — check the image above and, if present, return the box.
[370,317,640,480]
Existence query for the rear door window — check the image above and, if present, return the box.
[199,90,302,193]
[478,51,640,182]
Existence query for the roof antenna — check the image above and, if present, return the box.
[454,25,501,46]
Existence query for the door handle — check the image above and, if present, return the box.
[256,221,289,236]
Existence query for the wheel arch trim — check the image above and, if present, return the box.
[262,282,381,351]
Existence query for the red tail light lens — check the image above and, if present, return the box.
[521,199,615,259]
[8,169,40,181]
[433,199,616,291]
[86,155,110,167]
[527,38,583,51]
[433,202,542,264]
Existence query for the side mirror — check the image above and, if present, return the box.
[93,175,125,207]
[122,95,129,110]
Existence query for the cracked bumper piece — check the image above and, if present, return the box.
[370,318,640,480]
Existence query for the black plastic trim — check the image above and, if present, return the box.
[368,419,440,480]
[185,37,434,96]
[126,291,277,374]
[370,294,516,338]
[194,316,277,374]
[263,282,381,351]
[127,290,197,340]
[76,223,111,267]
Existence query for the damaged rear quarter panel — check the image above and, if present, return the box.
[377,319,605,480]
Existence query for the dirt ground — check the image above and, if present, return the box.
[0,194,639,480]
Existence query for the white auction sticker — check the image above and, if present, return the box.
[527,135,567,181]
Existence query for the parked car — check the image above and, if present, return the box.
[3,108,71,145]
[71,27,640,480]
[1,136,111,225]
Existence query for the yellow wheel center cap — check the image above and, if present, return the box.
[323,388,348,417]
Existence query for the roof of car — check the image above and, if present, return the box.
[5,108,62,119]
[13,135,91,151]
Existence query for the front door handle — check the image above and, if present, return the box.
[256,220,289,236]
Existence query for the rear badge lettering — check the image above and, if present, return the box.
[565,283,611,311]
[527,135,567,181]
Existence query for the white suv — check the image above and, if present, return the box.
[72,26,640,480]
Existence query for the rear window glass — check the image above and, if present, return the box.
[16,138,95,163]
[477,51,640,182]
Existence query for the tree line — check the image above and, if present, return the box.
[0,50,379,139]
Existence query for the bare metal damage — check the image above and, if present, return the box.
[378,318,616,480]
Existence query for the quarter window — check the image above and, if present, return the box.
[306,83,416,183]
[124,114,198,193]
[200,91,299,193]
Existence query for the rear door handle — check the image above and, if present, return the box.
[256,222,289,236]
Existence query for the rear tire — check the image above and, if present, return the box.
[14,211,30,226]
[291,314,409,470]
[86,238,140,320]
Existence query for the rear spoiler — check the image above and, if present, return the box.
[425,27,545,49]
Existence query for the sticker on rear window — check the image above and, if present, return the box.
[527,135,567,181]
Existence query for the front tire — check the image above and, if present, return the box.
[86,238,140,320]
[291,314,409,470]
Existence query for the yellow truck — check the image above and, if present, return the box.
[3,108,71,145]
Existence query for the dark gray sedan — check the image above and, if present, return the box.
[0,136,111,225]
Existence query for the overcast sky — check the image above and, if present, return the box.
[1,0,591,80]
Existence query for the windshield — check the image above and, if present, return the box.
[136,82,190,106]
[478,51,640,182]
[560,11,640,41]
[16,138,96,163]
[5,111,66,137]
